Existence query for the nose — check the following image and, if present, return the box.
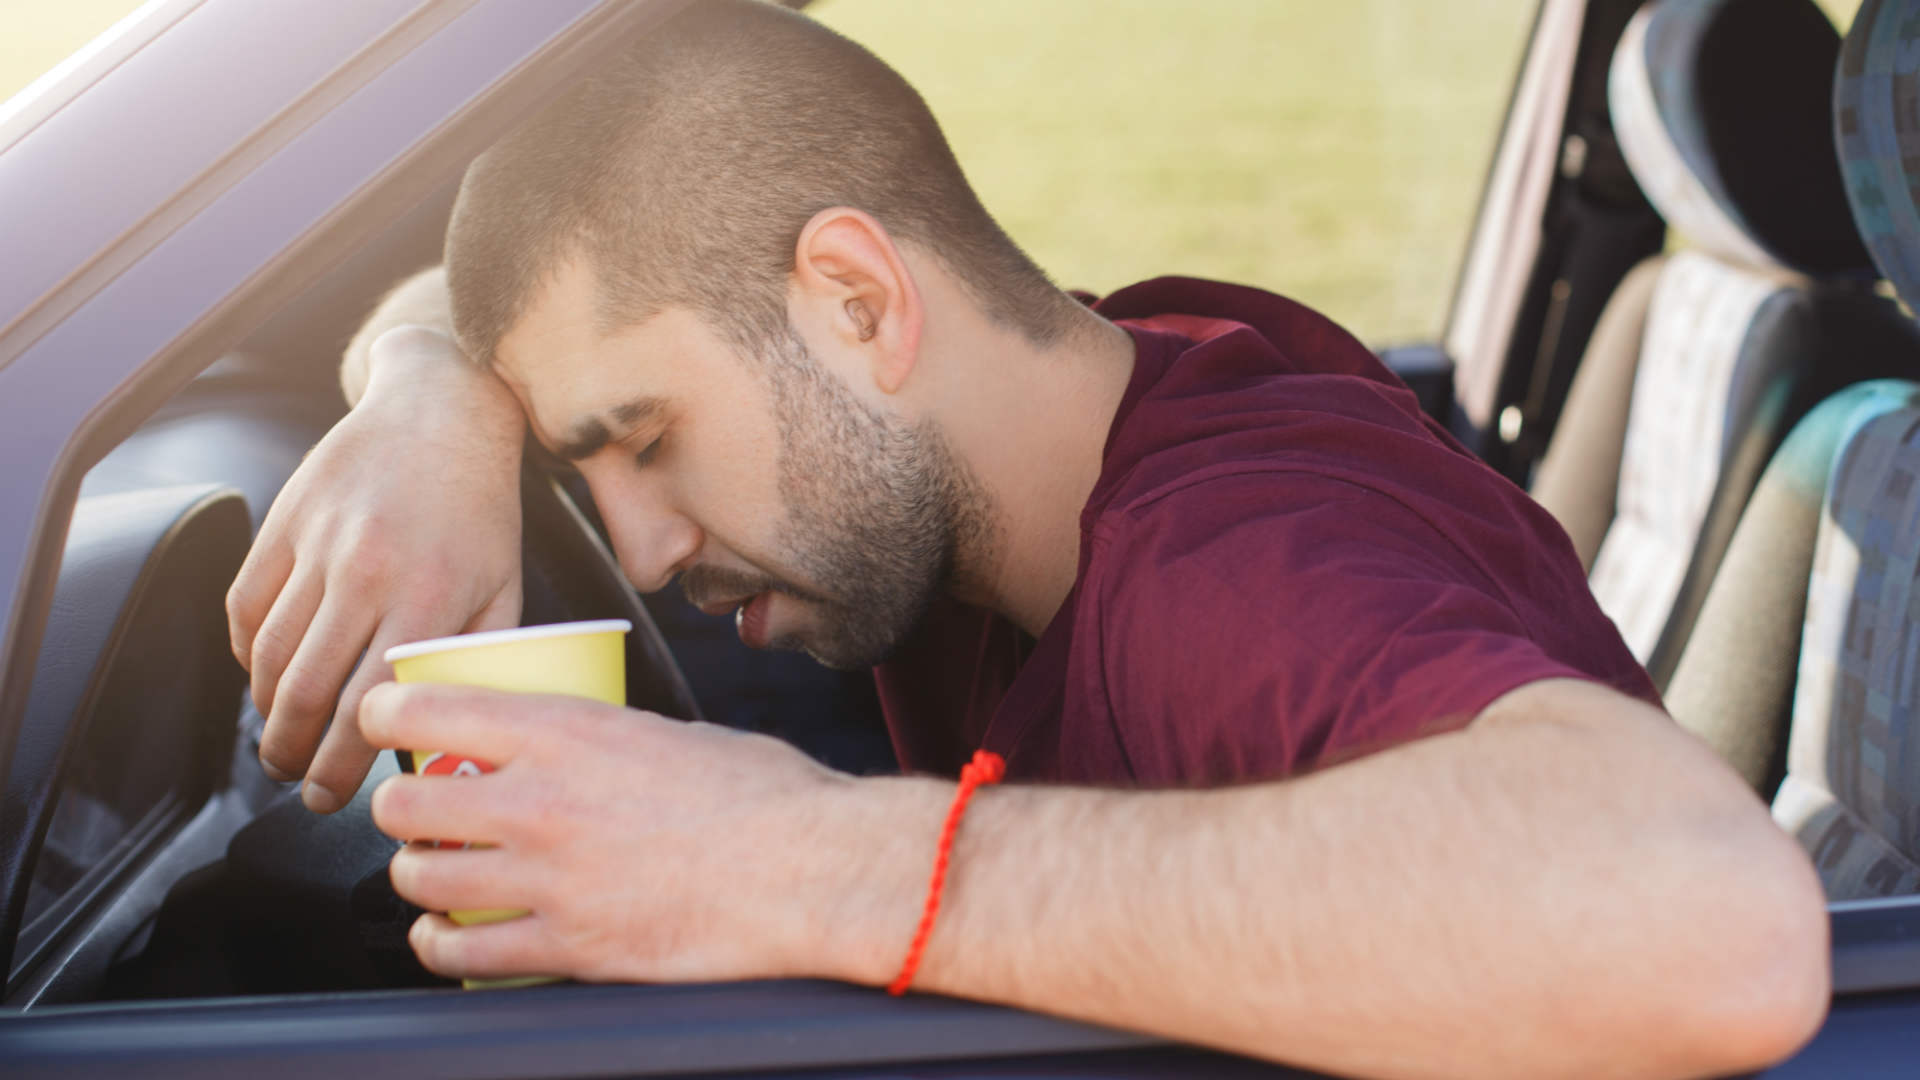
[587,472,702,593]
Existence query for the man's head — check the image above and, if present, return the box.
[445,0,1071,667]
[446,0,1075,366]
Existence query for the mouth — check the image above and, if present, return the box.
[734,592,772,649]
[694,593,756,618]
[691,590,774,648]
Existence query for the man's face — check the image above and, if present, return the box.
[492,261,981,669]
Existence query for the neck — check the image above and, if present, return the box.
[921,276,1137,637]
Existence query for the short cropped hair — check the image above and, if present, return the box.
[445,0,1078,366]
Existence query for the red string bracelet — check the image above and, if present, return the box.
[887,749,1007,996]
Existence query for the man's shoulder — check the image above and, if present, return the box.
[1076,381,1607,671]
[1094,276,1381,378]
[1088,369,1504,558]
[1082,464,1492,610]
[1088,278,1482,536]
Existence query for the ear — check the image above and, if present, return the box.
[791,207,924,395]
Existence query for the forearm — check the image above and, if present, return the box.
[335,266,524,448]
[817,682,1828,1080]
[341,265,457,406]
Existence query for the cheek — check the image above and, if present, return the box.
[683,404,785,520]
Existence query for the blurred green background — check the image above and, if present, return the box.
[1,0,1867,345]
[812,0,1532,344]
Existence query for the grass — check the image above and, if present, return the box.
[1,0,1869,345]
[809,0,1538,345]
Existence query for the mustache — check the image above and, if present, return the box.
[680,564,826,608]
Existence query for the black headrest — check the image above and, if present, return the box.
[1611,0,1873,275]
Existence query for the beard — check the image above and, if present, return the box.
[681,324,995,670]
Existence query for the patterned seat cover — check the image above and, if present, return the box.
[1767,0,1920,899]
[1585,252,1804,660]
[1582,0,1876,682]
[1775,384,1920,897]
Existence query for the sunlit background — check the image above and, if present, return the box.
[0,0,1870,345]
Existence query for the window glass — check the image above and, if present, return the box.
[810,0,1538,346]
[0,0,150,105]
[1817,0,1863,31]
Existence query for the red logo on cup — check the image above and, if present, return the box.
[417,752,493,777]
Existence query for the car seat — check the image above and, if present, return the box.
[1528,0,1908,692]
[1663,0,1920,898]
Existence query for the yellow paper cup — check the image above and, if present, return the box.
[383,618,630,988]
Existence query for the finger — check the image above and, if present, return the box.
[247,569,324,723]
[226,536,295,672]
[388,843,538,914]
[463,578,522,635]
[408,911,562,981]
[300,615,451,814]
[369,770,520,847]
[358,681,561,765]
[259,592,379,790]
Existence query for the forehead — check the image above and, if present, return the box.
[492,257,615,385]
[492,259,724,445]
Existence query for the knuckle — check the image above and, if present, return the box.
[549,701,613,747]
[334,554,385,593]
[409,579,456,616]
[500,789,561,847]
[250,623,298,674]
[224,580,251,625]
[347,519,401,568]
[274,670,336,721]
[518,863,557,911]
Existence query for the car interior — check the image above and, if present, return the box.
[5,0,1920,1071]
[1531,0,1919,696]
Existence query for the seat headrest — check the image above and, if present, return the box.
[1837,0,1920,309]
[1609,0,1871,276]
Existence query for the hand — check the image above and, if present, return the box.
[227,327,527,812]
[358,682,911,984]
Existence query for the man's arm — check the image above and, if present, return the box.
[228,266,529,811]
[361,677,1828,1080]
[340,265,456,406]
[892,678,1828,1079]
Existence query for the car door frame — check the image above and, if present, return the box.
[1442,0,1667,480]
[0,0,703,960]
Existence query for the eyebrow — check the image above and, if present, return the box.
[554,395,668,461]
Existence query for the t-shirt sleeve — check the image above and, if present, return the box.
[1084,471,1604,782]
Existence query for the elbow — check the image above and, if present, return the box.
[1727,839,1831,1070]
[1663,799,1832,1075]
[1476,689,1832,1077]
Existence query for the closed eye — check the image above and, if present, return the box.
[629,434,662,467]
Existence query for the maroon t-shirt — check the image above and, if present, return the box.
[874,277,1657,785]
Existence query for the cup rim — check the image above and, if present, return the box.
[383,619,633,663]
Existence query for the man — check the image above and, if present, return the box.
[226,2,1830,1077]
